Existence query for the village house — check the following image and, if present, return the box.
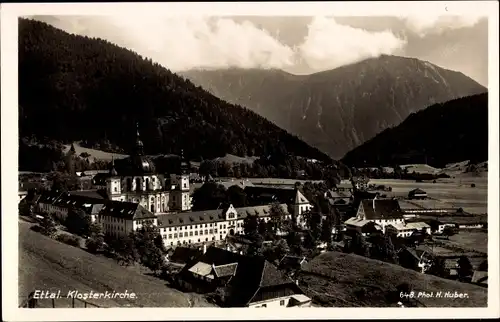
[408,188,427,200]
[344,196,435,238]
[385,221,432,238]
[397,245,433,273]
[177,246,312,307]
[345,197,405,234]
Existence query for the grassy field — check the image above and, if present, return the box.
[62,142,129,161]
[444,231,488,254]
[18,220,215,308]
[370,178,488,214]
[299,251,487,307]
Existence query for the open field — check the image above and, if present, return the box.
[299,251,487,307]
[18,220,215,308]
[62,142,129,161]
[370,178,488,214]
[444,231,488,254]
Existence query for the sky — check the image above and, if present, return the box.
[31,14,488,86]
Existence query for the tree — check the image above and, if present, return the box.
[303,210,322,241]
[85,234,104,253]
[243,215,259,236]
[226,185,248,208]
[191,182,227,211]
[428,257,447,278]
[442,226,457,240]
[286,231,302,255]
[142,245,165,275]
[40,214,57,237]
[320,214,334,244]
[269,202,287,234]
[478,260,488,271]
[65,208,91,236]
[303,231,316,250]
[349,232,370,257]
[383,234,399,264]
[457,256,473,281]
[258,219,268,236]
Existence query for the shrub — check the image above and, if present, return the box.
[55,234,80,247]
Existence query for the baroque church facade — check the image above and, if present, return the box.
[105,125,192,214]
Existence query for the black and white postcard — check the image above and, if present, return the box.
[2,1,499,321]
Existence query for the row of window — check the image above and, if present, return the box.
[169,237,216,246]
[163,229,224,239]
[161,221,242,232]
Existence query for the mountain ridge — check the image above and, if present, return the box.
[341,93,488,168]
[181,55,486,159]
[18,18,331,164]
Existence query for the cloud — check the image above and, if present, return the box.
[298,17,407,70]
[34,15,296,71]
[401,14,483,37]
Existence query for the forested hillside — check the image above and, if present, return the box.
[341,93,488,168]
[18,18,330,165]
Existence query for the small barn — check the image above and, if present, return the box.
[408,188,427,200]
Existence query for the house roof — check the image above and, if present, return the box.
[156,203,289,228]
[327,190,352,199]
[99,200,155,220]
[409,188,427,194]
[388,222,430,231]
[294,189,309,204]
[344,217,372,227]
[170,247,203,265]
[278,255,306,270]
[471,270,488,284]
[182,246,301,307]
[37,191,105,215]
[361,199,404,220]
[214,263,238,278]
[68,189,106,199]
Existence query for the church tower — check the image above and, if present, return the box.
[170,149,191,211]
[106,156,122,201]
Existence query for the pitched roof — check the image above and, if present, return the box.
[68,189,106,199]
[345,217,373,227]
[37,191,105,215]
[471,270,488,284]
[361,199,404,220]
[99,200,155,220]
[294,189,309,204]
[278,255,306,269]
[409,188,427,194]
[156,203,289,228]
[214,263,238,278]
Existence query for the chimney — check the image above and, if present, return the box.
[373,195,377,211]
[203,243,207,254]
[295,279,299,286]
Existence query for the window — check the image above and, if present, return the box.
[214,229,218,233]
[209,229,213,234]
[280,300,285,306]
[262,304,267,308]
[114,187,118,192]
[179,232,183,238]
[168,234,172,239]
[174,234,178,238]
[205,230,208,235]
[169,228,172,231]
[189,231,193,236]
[205,238,208,241]
[195,231,198,236]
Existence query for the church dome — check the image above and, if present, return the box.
[131,155,155,174]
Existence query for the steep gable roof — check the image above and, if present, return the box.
[361,199,404,220]
[294,189,309,204]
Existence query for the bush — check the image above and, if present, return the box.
[55,234,80,247]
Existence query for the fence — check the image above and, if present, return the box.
[19,291,103,308]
